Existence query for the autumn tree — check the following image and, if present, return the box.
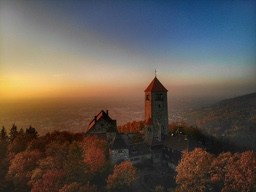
[176,148,214,192]
[29,138,69,191]
[45,140,71,169]
[220,151,256,192]
[59,182,98,192]
[30,141,71,191]
[107,161,137,191]
[6,150,42,191]
[209,152,233,191]
[82,136,108,173]
[31,169,66,192]
[209,151,256,192]
[30,156,58,187]
[176,148,256,192]
[44,131,76,144]
[63,141,88,183]
[82,136,112,188]
[118,121,145,134]
[26,137,47,152]
[30,138,91,192]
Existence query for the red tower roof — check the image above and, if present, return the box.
[144,77,168,92]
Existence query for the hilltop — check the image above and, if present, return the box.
[184,92,256,150]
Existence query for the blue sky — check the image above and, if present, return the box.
[0,0,255,100]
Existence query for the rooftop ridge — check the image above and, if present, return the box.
[144,77,168,92]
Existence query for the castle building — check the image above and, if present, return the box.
[109,134,151,164]
[144,76,168,144]
[109,134,129,164]
[85,110,117,142]
[85,76,202,167]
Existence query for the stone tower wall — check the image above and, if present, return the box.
[151,92,168,136]
[145,91,168,141]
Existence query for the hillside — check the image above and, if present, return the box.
[184,92,256,150]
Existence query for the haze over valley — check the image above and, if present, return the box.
[0,95,219,133]
[1,92,255,151]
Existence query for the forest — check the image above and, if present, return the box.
[0,125,137,192]
[0,124,255,192]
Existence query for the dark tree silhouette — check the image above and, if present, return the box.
[26,125,39,140]
[1,126,8,142]
[9,124,18,142]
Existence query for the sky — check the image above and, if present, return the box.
[0,0,255,101]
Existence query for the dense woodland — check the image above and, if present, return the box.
[176,148,255,192]
[0,125,137,192]
[0,124,255,192]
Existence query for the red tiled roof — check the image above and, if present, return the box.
[144,77,168,92]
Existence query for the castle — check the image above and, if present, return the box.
[85,76,201,168]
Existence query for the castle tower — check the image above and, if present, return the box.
[144,76,168,144]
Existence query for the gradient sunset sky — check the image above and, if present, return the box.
[1,0,255,101]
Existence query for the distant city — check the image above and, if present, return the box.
[0,96,218,134]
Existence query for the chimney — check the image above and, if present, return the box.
[106,110,108,115]
[94,116,97,121]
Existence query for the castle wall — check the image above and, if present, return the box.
[110,148,129,164]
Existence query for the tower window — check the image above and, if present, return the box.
[146,94,149,100]
[156,94,163,101]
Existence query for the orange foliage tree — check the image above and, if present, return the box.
[30,140,89,191]
[82,136,108,174]
[210,152,233,191]
[7,150,42,190]
[59,182,98,192]
[118,121,145,134]
[107,161,137,191]
[31,169,66,192]
[176,148,213,192]
[219,151,256,192]
[176,148,256,192]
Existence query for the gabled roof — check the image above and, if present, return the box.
[86,110,116,133]
[144,77,168,92]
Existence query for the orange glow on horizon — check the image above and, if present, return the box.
[0,73,143,101]
[1,69,255,101]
